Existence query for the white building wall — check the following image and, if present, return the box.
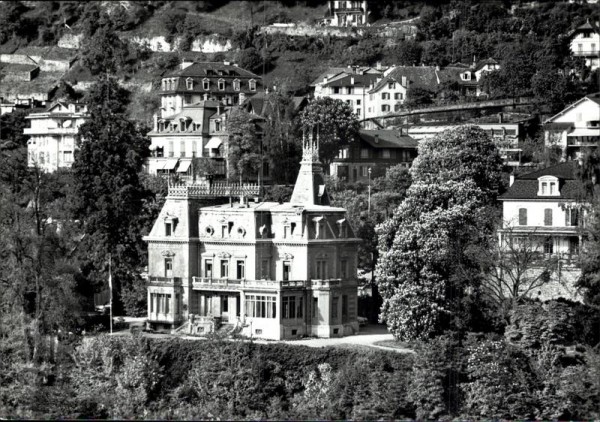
[570,31,600,70]
[366,83,407,118]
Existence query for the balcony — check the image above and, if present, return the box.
[311,278,343,288]
[168,181,261,199]
[572,50,599,56]
[148,276,182,286]
[192,277,308,291]
[24,127,79,136]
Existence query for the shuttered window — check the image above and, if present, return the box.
[518,208,527,225]
[544,209,553,226]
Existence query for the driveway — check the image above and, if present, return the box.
[110,319,412,353]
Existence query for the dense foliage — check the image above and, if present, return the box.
[376,127,502,340]
[300,97,360,167]
[71,76,155,315]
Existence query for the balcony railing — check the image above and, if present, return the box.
[24,127,79,135]
[311,278,342,288]
[148,276,182,286]
[572,50,599,56]
[192,277,309,290]
[168,181,261,198]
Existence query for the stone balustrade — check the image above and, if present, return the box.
[167,181,261,198]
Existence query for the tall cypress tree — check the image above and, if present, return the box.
[72,76,150,313]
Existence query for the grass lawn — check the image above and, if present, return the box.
[373,339,412,350]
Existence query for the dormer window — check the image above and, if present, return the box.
[336,218,347,238]
[164,215,178,236]
[233,79,240,91]
[186,78,194,90]
[203,78,210,90]
[538,176,560,197]
[313,216,324,239]
[461,72,471,81]
[249,79,256,91]
[218,78,225,90]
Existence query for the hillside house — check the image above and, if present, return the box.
[25,101,88,173]
[330,129,418,182]
[543,93,600,161]
[498,161,586,301]
[311,66,387,119]
[568,20,600,70]
[365,62,500,118]
[159,61,262,118]
[407,121,525,168]
[144,131,361,339]
[324,1,369,27]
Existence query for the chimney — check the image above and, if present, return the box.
[376,61,382,70]
[498,112,503,123]
[401,75,407,87]
[374,134,379,143]
[351,76,355,85]
[435,65,440,71]
[224,61,230,65]
[153,113,158,131]
[509,174,514,187]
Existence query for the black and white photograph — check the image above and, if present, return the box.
[0,0,599,419]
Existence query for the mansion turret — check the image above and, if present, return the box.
[144,131,361,339]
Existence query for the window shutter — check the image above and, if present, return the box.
[565,209,570,226]
[518,208,527,225]
[544,209,552,226]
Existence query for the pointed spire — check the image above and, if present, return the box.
[290,125,330,206]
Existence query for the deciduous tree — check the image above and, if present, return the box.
[300,97,360,169]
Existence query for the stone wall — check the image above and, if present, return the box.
[58,33,84,49]
[127,34,232,53]
[260,23,416,39]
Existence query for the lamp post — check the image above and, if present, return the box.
[367,167,372,215]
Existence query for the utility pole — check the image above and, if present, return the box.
[367,167,372,215]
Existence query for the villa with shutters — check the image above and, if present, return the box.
[498,161,586,301]
[144,131,361,339]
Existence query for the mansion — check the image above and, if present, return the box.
[146,61,265,179]
[144,131,361,339]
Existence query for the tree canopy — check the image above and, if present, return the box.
[375,127,503,340]
[300,97,360,168]
[71,76,151,313]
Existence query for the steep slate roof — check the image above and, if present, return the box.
[322,73,381,87]
[242,91,308,116]
[163,62,262,94]
[567,20,600,37]
[474,58,499,71]
[500,161,582,200]
[150,101,220,135]
[310,66,384,87]
[359,130,417,148]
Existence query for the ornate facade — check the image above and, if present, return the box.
[144,132,361,339]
